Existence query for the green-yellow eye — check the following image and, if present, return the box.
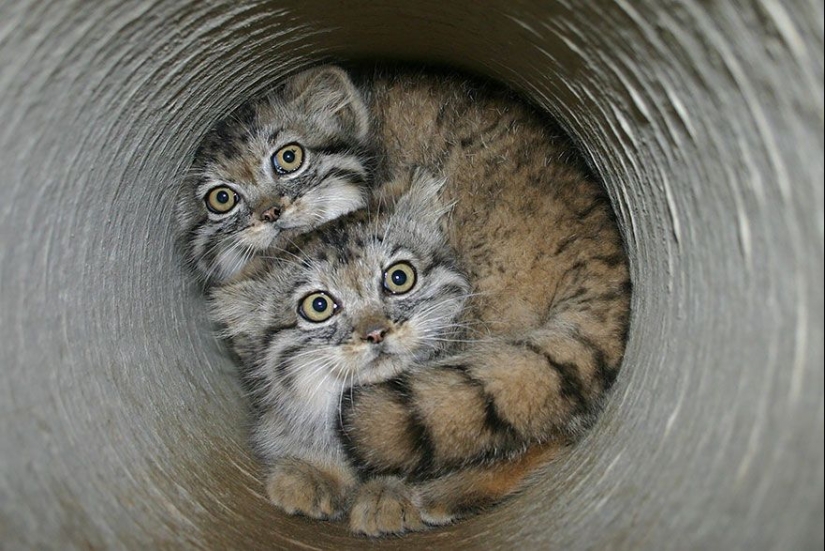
[298,291,338,323]
[205,186,239,214]
[383,262,417,295]
[272,143,305,174]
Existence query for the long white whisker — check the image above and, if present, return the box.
[203,236,249,281]
[305,359,344,408]
[337,368,355,432]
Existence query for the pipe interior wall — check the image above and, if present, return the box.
[0,1,822,549]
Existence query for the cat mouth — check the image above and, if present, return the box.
[243,225,282,249]
[361,348,403,370]
[365,348,393,363]
[354,353,408,385]
[361,345,424,372]
[362,337,434,362]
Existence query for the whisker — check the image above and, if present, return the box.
[202,236,250,282]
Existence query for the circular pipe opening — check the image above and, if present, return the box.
[1,2,821,549]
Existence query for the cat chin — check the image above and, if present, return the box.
[206,245,263,283]
[211,230,292,280]
[348,353,416,386]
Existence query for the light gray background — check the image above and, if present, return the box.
[1,1,822,549]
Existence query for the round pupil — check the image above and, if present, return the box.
[216,190,230,204]
[391,270,407,286]
[282,149,296,163]
[312,296,328,313]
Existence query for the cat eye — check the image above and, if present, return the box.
[205,186,239,214]
[383,262,417,295]
[272,143,305,175]
[298,291,339,323]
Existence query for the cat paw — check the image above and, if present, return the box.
[349,476,426,536]
[265,459,352,520]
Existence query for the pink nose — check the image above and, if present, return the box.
[260,205,281,223]
[364,328,387,344]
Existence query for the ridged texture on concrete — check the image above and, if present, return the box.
[1,1,822,549]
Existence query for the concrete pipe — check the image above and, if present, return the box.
[1,1,822,549]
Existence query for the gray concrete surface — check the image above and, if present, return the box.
[1,1,822,549]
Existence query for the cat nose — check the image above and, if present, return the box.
[260,205,281,223]
[363,327,388,344]
[356,314,391,344]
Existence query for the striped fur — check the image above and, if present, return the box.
[176,66,374,285]
[208,171,471,523]
[194,65,631,535]
[332,68,632,531]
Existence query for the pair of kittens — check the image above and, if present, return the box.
[177,66,631,536]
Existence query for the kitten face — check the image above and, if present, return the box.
[212,172,468,396]
[282,235,466,389]
[178,67,372,283]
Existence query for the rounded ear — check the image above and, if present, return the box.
[390,168,453,229]
[284,66,369,141]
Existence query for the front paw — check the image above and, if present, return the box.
[266,458,352,520]
[349,476,426,536]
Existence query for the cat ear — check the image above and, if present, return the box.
[285,66,369,141]
[391,168,452,229]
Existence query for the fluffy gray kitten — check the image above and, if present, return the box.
[176,67,372,284]
[209,171,469,528]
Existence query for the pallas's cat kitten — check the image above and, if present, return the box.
[176,67,372,284]
[209,171,471,534]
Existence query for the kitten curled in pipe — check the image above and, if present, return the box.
[176,67,373,285]
[209,170,474,534]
